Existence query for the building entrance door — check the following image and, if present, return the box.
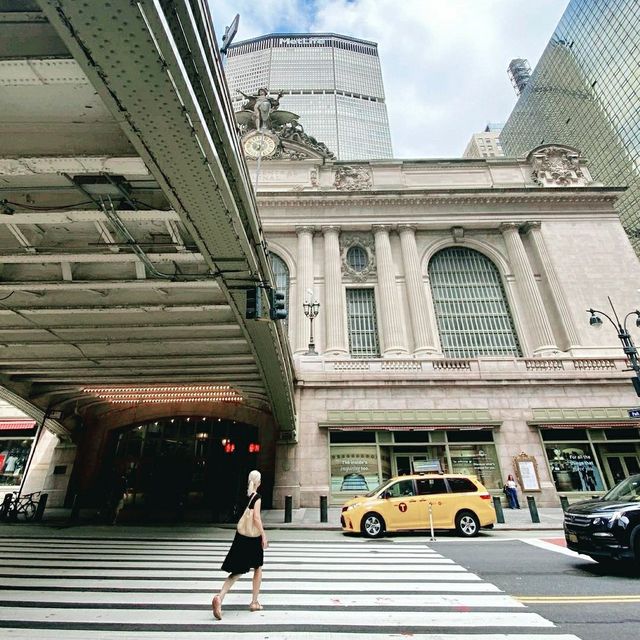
[603,454,640,487]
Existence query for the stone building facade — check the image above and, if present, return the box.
[255,145,640,508]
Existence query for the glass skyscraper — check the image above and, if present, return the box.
[225,33,393,160]
[501,0,640,254]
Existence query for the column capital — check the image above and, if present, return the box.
[295,225,315,235]
[397,223,417,234]
[499,222,520,233]
[372,224,392,235]
[521,220,542,234]
[321,225,341,235]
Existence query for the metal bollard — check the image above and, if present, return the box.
[284,495,292,523]
[559,495,570,512]
[34,493,48,522]
[526,495,540,523]
[320,495,328,523]
[492,495,505,523]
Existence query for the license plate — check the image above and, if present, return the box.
[567,533,578,543]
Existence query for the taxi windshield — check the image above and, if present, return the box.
[365,480,392,497]
[602,474,640,502]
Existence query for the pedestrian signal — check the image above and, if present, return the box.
[268,288,287,321]
[245,286,262,320]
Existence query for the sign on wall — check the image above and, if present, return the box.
[513,452,541,492]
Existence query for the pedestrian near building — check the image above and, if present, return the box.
[212,470,268,620]
[504,474,520,509]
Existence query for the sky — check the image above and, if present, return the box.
[209,0,570,158]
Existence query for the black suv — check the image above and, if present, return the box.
[564,474,640,567]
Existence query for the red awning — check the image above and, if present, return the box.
[538,422,639,429]
[328,424,495,431]
[0,420,37,432]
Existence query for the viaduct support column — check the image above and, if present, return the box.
[373,225,408,356]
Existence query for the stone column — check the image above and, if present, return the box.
[295,226,315,354]
[322,226,348,355]
[398,224,438,355]
[523,221,580,350]
[373,225,408,356]
[500,223,558,355]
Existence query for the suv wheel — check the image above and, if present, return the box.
[361,512,385,538]
[455,511,480,537]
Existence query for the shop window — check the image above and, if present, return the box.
[330,431,376,443]
[546,444,605,492]
[416,478,447,495]
[448,477,478,493]
[330,445,379,494]
[604,428,640,440]
[394,431,431,443]
[0,439,32,486]
[449,444,500,490]
[447,429,494,442]
[541,428,588,440]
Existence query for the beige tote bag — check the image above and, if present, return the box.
[236,493,260,537]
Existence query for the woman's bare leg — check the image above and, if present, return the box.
[250,567,263,608]
[219,573,241,602]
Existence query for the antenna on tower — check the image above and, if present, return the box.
[507,58,531,96]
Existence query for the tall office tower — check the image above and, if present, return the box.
[463,124,505,159]
[225,33,393,160]
[501,0,640,254]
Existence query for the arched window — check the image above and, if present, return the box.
[269,253,290,324]
[428,247,521,358]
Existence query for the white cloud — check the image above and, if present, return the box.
[209,0,570,157]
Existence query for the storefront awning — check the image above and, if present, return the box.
[536,422,640,429]
[328,424,496,431]
[0,419,37,433]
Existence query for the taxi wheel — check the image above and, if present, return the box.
[361,512,385,538]
[455,511,480,537]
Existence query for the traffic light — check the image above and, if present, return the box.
[245,286,262,319]
[268,288,287,321]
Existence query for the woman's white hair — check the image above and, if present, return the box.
[247,469,261,496]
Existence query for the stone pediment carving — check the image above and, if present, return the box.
[334,165,372,191]
[528,144,591,187]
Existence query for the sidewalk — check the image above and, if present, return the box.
[261,505,565,531]
[1,505,565,533]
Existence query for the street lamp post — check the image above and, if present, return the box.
[303,294,320,356]
[587,296,640,396]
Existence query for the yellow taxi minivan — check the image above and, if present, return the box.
[341,473,496,538]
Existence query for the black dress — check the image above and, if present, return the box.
[221,492,263,575]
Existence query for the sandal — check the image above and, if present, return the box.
[212,594,222,620]
[249,601,263,612]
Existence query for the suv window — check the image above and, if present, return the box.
[448,478,478,493]
[385,479,415,497]
[416,478,448,495]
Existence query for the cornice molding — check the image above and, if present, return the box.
[258,191,620,209]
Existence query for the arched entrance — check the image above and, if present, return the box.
[104,416,262,522]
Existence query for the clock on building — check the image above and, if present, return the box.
[242,131,278,159]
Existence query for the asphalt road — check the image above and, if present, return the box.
[435,532,640,640]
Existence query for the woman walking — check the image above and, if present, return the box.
[212,470,268,620]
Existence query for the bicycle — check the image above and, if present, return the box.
[0,491,41,522]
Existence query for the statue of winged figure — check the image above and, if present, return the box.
[236,88,299,132]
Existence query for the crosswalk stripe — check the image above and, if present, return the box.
[0,536,582,639]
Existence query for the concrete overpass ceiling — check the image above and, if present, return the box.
[0,1,296,439]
